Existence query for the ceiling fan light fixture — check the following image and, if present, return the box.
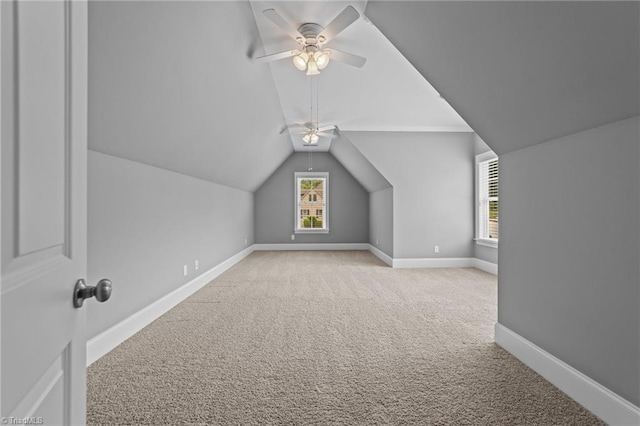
[259,7,365,74]
[303,133,319,144]
[293,52,308,71]
[315,51,330,70]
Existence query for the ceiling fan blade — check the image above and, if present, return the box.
[318,6,359,43]
[253,49,298,63]
[326,48,366,68]
[317,125,336,132]
[287,122,313,132]
[263,9,302,41]
[317,132,338,138]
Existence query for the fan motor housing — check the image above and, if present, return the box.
[297,23,325,45]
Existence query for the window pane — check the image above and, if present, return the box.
[488,159,499,197]
[489,199,499,239]
[488,179,498,197]
[298,178,326,229]
[477,156,498,241]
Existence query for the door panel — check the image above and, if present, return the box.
[17,0,66,255]
[1,0,87,424]
[7,352,65,423]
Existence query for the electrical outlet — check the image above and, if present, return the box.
[375,238,379,245]
[183,265,188,276]
[291,234,295,240]
[195,260,199,271]
[434,245,440,254]
[244,238,248,246]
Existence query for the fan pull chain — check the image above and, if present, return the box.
[308,75,313,170]
[309,75,313,126]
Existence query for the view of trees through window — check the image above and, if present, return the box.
[487,159,499,239]
[298,179,325,229]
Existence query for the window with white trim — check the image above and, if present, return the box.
[476,152,499,244]
[295,172,328,233]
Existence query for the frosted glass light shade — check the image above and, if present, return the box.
[315,51,330,70]
[306,58,320,76]
[293,52,308,71]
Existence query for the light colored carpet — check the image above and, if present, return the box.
[87,251,603,425]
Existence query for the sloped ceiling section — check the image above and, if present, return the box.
[88,1,291,192]
[329,133,391,192]
[366,1,640,155]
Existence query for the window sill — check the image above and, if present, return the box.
[295,229,329,234]
[474,238,498,248]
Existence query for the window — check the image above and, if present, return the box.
[295,172,328,233]
[476,152,498,245]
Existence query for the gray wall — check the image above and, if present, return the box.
[347,132,475,259]
[255,152,369,244]
[330,135,391,192]
[87,150,254,339]
[370,188,394,257]
[474,134,498,265]
[475,245,498,265]
[499,116,640,405]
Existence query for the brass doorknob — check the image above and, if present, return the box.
[73,279,112,308]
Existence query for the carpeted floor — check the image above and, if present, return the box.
[87,251,603,425]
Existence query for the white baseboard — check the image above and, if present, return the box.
[253,245,495,274]
[254,243,370,251]
[472,258,498,275]
[386,256,497,273]
[392,257,474,269]
[86,246,255,366]
[368,244,393,266]
[495,323,640,426]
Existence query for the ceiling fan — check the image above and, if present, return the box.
[282,122,340,145]
[254,5,367,75]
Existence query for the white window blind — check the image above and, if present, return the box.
[478,158,499,240]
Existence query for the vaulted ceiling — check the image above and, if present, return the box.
[89,1,292,192]
[249,1,470,152]
[88,1,639,191]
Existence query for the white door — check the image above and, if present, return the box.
[1,0,90,424]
